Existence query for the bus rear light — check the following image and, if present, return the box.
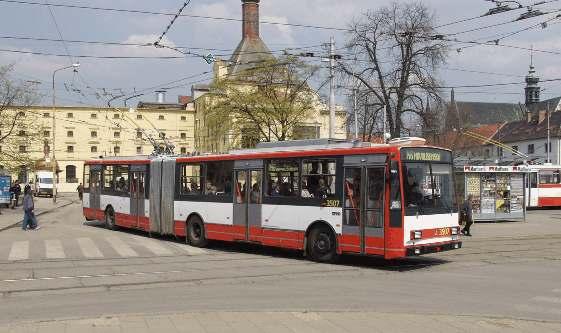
[414,248,421,254]
[411,231,422,240]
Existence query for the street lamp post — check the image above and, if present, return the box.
[51,63,80,203]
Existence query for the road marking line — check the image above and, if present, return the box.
[132,237,174,256]
[77,237,103,258]
[533,296,561,304]
[45,240,66,259]
[8,241,29,261]
[170,242,207,255]
[105,236,138,257]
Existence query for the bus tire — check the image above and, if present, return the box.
[187,216,208,248]
[104,207,117,230]
[307,225,337,263]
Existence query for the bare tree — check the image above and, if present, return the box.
[339,1,448,138]
[203,56,320,148]
[0,65,41,172]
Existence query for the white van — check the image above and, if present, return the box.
[35,171,54,197]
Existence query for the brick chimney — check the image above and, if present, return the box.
[242,0,260,39]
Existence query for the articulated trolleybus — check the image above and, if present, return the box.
[83,138,462,262]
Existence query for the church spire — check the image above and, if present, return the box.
[525,46,540,106]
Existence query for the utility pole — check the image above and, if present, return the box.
[547,102,551,163]
[328,36,336,139]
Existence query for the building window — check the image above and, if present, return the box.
[484,149,490,158]
[498,147,504,158]
[114,131,120,138]
[512,146,518,152]
[91,113,97,119]
[18,130,26,136]
[136,114,143,120]
[91,131,97,138]
[43,113,50,118]
[180,133,187,140]
[545,142,552,153]
[43,130,50,137]
[67,130,74,138]
[528,144,535,154]
[158,115,165,120]
[113,113,120,119]
[67,113,73,118]
[65,165,77,183]
[114,146,120,155]
[181,116,187,121]
[159,132,166,139]
[91,146,98,153]
[180,147,187,154]
[19,145,26,153]
[67,146,74,153]
[136,146,142,154]
[136,130,142,139]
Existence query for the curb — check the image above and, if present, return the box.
[0,199,76,232]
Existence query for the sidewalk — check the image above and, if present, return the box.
[0,194,76,231]
[2,311,560,333]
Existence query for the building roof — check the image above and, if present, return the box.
[136,102,186,110]
[228,37,275,76]
[427,123,503,151]
[446,101,523,129]
[492,108,561,143]
[526,97,561,113]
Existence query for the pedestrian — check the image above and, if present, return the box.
[22,186,39,231]
[461,194,474,237]
[77,183,84,201]
[13,180,21,207]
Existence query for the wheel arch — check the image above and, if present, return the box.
[304,220,338,256]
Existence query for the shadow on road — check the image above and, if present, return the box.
[82,221,449,271]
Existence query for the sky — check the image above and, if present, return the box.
[1,0,561,108]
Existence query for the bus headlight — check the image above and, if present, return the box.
[451,227,459,235]
[411,231,422,240]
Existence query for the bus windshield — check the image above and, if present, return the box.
[402,162,455,215]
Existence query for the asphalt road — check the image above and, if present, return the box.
[0,201,560,328]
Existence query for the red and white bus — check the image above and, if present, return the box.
[82,139,462,262]
[527,164,561,208]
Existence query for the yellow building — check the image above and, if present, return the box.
[3,98,195,192]
[193,0,347,153]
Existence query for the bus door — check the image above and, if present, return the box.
[89,166,101,216]
[527,171,538,207]
[233,160,263,241]
[129,169,146,229]
[343,155,386,255]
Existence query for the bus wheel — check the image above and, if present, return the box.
[307,225,337,263]
[104,208,117,230]
[187,216,208,248]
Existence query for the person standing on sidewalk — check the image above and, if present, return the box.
[461,194,474,237]
[22,186,38,231]
[77,183,84,201]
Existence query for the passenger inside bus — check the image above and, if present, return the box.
[250,183,261,203]
[307,162,320,195]
[315,178,330,198]
[404,172,423,207]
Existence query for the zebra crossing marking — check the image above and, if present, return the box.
[77,237,103,258]
[131,237,174,256]
[45,240,65,259]
[8,241,29,261]
[105,236,139,257]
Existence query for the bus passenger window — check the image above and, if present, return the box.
[113,165,129,193]
[180,164,201,195]
[205,161,233,196]
[302,160,337,199]
[266,159,299,198]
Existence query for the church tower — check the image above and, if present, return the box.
[525,52,540,106]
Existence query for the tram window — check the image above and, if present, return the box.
[302,160,337,199]
[103,166,114,190]
[266,159,300,197]
[205,161,234,195]
[83,165,90,190]
[539,170,560,184]
[180,164,202,195]
[113,165,129,192]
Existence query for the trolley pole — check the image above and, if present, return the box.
[353,88,358,139]
[547,102,551,163]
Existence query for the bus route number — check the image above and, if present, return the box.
[435,228,451,237]
[324,200,340,207]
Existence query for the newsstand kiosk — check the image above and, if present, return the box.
[455,166,529,222]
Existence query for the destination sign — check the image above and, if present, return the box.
[401,148,452,163]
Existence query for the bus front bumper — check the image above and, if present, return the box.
[406,241,462,256]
